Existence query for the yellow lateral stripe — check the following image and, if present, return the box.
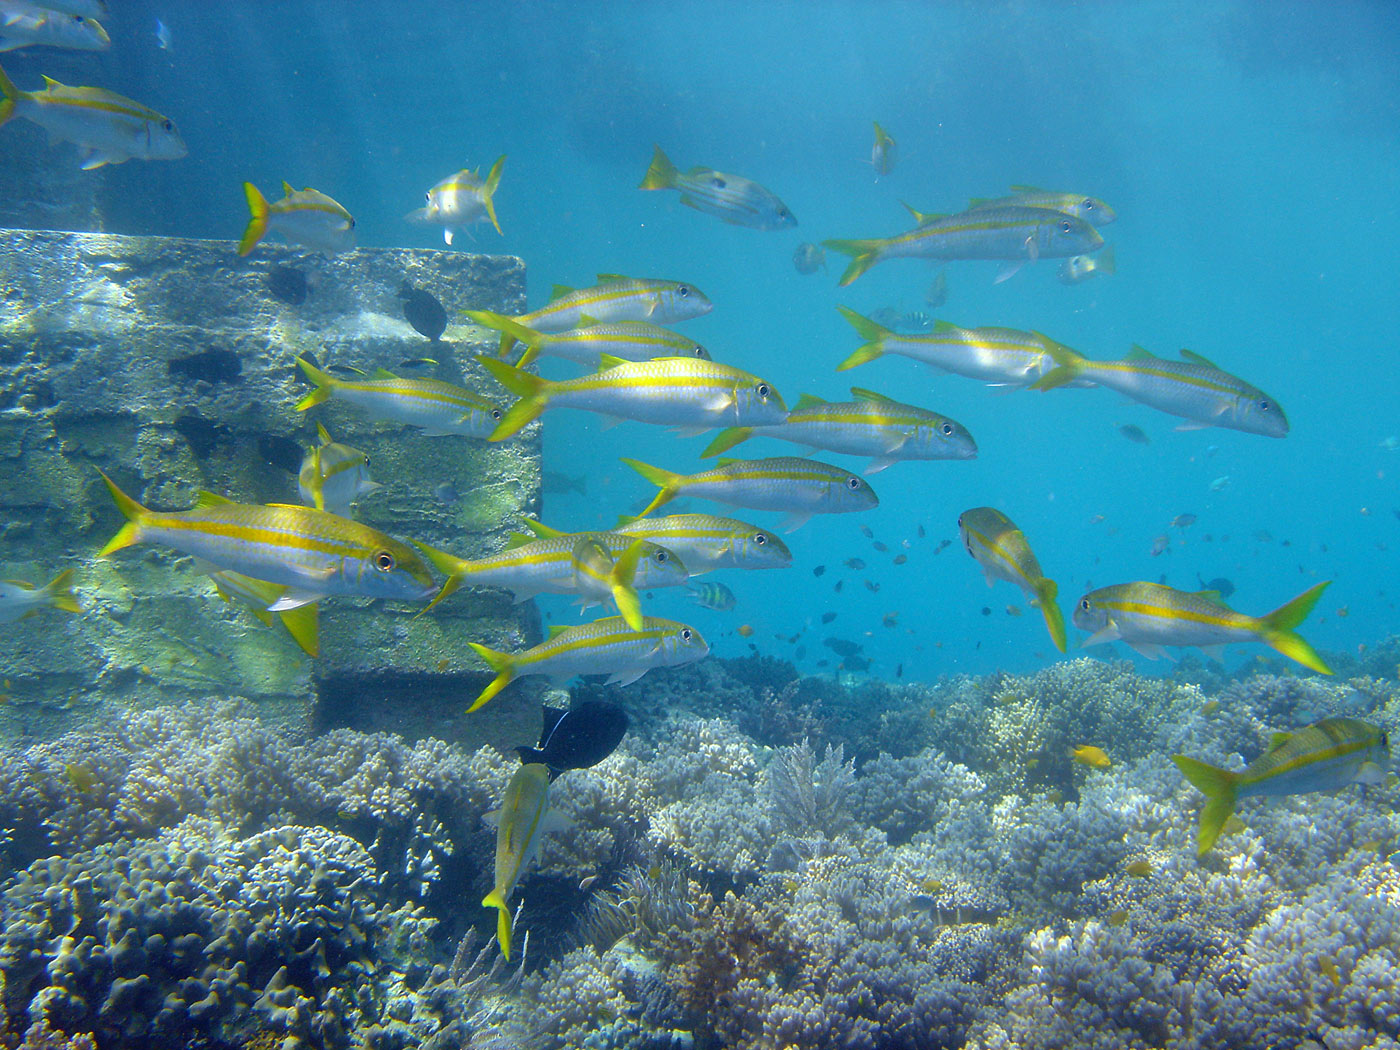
[1100,598,1243,629]
[40,96,164,121]
[533,628,670,660]
[339,382,492,409]
[1256,736,1372,781]
[153,517,372,558]
[274,201,350,218]
[1089,361,1243,395]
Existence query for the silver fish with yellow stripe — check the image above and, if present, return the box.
[467,615,709,713]
[1173,717,1389,856]
[0,5,108,51]
[464,310,709,369]
[239,182,355,256]
[97,472,436,608]
[479,354,787,441]
[1073,580,1331,673]
[623,456,878,533]
[526,513,792,576]
[958,507,1065,653]
[1032,343,1289,438]
[704,388,975,474]
[824,205,1103,286]
[963,185,1117,224]
[298,423,378,515]
[0,64,184,169]
[209,570,319,657]
[639,144,796,230]
[295,357,502,438]
[405,156,505,244]
[482,761,567,959]
[0,568,79,623]
[834,306,1088,388]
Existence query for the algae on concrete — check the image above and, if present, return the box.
[0,230,543,751]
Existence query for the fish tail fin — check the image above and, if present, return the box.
[466,643,516,713]
[620,457,681,520]
[481,889,513,960]
[411,541,468,613]
[481,155,506,235]
[96,471,149,556]
[0,63,20,128]
[1028,337,1087,392]
[822,239,885,287]
[1171,755,1239,857]
[639,144,678,190]
[1033,577,1066,653]
[39,569,81,615]
[701,427,751,458]
[464,310,543,365]
[1257,581,1332,674]
[238,182,271,257]
[277,603,319,657]
[834,305,889,370]
[294,356,338,411]
[609,540,646,631]
[478,357,551,440]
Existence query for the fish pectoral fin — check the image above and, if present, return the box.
[1200,644,1228,664]
[80,150,122,171]
[598,416,624,431]
[1356,761,1388,786]
[267,590,325,612]
[1024,234,1040,263]
[1082,626,1121,648]
[994,261,1026,284]
[780,512,813,533]
[604,667,649,687]
[864,457,898,475]
[671,425,710,438]
[1173,420,1214,431]
[1126,640,1171,660]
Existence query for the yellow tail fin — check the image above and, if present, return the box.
[1028,336,1086,393]
[1257,581,1332,675]
[482,889,513,960]
[478,357,552,440]
[39,570,81,615]
[823,239,885,287]
[620,458,682,520]
[609,540,646,631]
[238,182,271,257]
[277,603,319,657]
[701,427,751,458]
[481,155,506,235]
[96,471,149,556]
[639,144,678,190]
[464,309,543,364]
[1034,578,1066,654]
[0,62,20,129]
[467,642,516,713]
[294,357,337,411]
[1171,754,1239,857]
[834,305,889,370]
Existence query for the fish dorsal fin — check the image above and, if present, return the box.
[371,367,398,380]
[546,624,571,640]
[1126,344,1156,361]
[1179,348,1222,370]
[315,422,332,444]
[793,393,828,410]
[966,196,992,208]
[1193,589,1223,601]
[849,387,893,403]
[194,491,236,508]
[1268,731,1293,751]
[266,502,312,510]
[42,76,65,90]
[1009,184,1046,193]
[538,704,568,745]
[597,353,628,371]
[931,320,961,334]
[504,531,537,550]
[281,181,296,196]
[715,458,740,468]
[521,517,564,538]
[549,284,575,301]
[901,201,943,224]
[595,273,628,284]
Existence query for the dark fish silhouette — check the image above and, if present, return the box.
[399,282,447,341]
[267,266,310,305]
[1197,574,1236,599]
[516,701,629,780]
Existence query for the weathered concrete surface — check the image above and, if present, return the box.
[0,230,543,750]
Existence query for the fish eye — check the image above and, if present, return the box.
[846,477,862,490]
[711,176,727,189]
[1060,219,1073,233]
[680,628,692,640]
[754,533,767,545]
[677,285,690,298]
[941,422,954,436]
[1082,199,1095,210]
[491,408,502,420]
[1258,400,1271,412]
[162,119,173,132]
[374,549,396,572]
[425,192,432,203]
[655,550,668,562]
[757,383,770,399]
[1079,597,1091,611]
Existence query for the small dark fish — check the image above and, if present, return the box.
[399,282,448,342]
[1149,534,1170,557]
[917,524,927,538]
[833,580,844,593]
[795,645,806,659]
[1197,575,1235,599]
[842,654,872,672]
[329,364,366,377]
[168,349,242,384]
[881,612,898,628]
[864,580,880,593]
[934,539,951,554]
[844,558,866,570]
[433,482,460,504]
[860,525,874,539]
[824,637,863,658]
[893,553,908,565]
[1171,514,1197,530]
[981,607,991,616]
[516,701,629,780]
[543,470,588,496]
[872,541,888,552]
[813,565,826,577]
[793,242,826,275]
[895,662,904,678]
[398,357,439,370]
[821,612,837,624]
[1117,423,1150,445]
[267,265,310,306]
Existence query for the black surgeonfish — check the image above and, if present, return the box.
[516,701,629,780]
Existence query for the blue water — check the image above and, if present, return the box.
[12,0,1398,681]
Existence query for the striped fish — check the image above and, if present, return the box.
[97,472,437,607]
[834,306,1089,388]
[295,357,502,438]
[1032,343,1289,438]
[639,144,796,230]
[479,355,787,441]
[0,7,108,52]
[622,456,878,533]
[1073,580,1332,673]
[958,507,1066,653]
[297,423,378,515]
[467,615,709,712]
[704,388,976,474]
[1173,717,1389,856]
[209,570,319,657]
[963,186,1117,224]
[527,513,792,575]
[464,310,709,369]
[239,182,355,256]
[824,205,1103,286]
[405,156,505,244]
[0,64,184,169]
[687,580,736,611]
[415,529,688,627]
[0,569,79,624]
[482,762,565,960]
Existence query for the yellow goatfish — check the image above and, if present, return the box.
[295,357,502,438]
[464,310,710,369]
[957,507,1066,652]
[0,6,108,52]
[524,514,792,575]
[0,63,185,169]
[483,762,568,959]
[0,569,79,623]
[1074,581,1332,673]
[405,156,505,244]
[238,182,356,257]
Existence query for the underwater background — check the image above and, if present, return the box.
[2,1,1400,1049]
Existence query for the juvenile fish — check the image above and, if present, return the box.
[0,64,184,169]
[296,357,501,438]
[483,763,566,959]
[467,616,709,712]
[703,388,976,474]
[793,243,826,275]
[465,310,709,368]
[870,121,897,176]
[209,571,319,657]
[1058,246,1116,284]
[479,355,787,441]
[527,514,792,575]
[622,456,879,533]
[239,182,355,256]
[687,580,737,611]
[405,156,505,244]
[958,507,1066,653]
[1073,580,1332,673]
[0,568,79,623]
[298,423,379,516]
[640,144,795,230]
[1033,343,1288,438]
[1173,717,1388,856]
